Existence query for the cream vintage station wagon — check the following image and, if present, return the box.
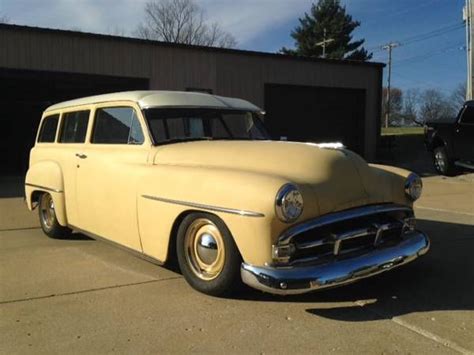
[25,91,430,296]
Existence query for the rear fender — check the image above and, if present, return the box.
[25,161,68,226]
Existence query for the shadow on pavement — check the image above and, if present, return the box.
[61,231,94,241]
[231,219,474,321]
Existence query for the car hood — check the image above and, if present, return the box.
[152,140,405,216]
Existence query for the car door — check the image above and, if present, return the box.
[54,109,92,226]
[455,105,474,161]
[75,103,151,251]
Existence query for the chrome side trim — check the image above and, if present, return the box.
[278,204,412,245]
[241,230,430,295]
[141,195,265,218]
[25,183,63,193]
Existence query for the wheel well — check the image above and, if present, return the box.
[166,210,233,267]
[166,210,198,268]
[431,137,446,150]
[31,190,44,209]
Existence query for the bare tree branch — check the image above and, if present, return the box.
[0,14,10,24]
[134,0,237,48]
[419,88,456,123]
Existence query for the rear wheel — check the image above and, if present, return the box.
[176,213,242,296]
[38,193,71,239]
[433,146,455,176]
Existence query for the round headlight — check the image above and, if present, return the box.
[275,184,304,223]
[405,173,423,201]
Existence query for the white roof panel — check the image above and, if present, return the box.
[45,90,262,112]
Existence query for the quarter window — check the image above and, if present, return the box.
[59,111,90,143]
[38,114,59,143]
[92,107,144,144]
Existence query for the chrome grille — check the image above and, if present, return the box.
[276,204,414,266]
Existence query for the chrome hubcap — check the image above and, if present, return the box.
[39,194,55,230]
[196,233,218,265]
[184,218,225,281]
[435,151,445,171]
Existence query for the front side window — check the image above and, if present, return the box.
[460,106,474,124]
[38,114,59,143]
[59,111,90,143]
[92,107,144,144]
[143,108,268,145]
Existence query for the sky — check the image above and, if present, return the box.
[0,0,467,95]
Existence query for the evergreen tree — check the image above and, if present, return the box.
[281,0,372,61]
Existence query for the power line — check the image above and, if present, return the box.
[403,24,464,46]
[394,42,465,66]
[367,22,464,53]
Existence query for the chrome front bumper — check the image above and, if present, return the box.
[241,231,430,295]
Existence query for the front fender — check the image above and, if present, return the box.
[25,161,68,226]
[137,165,289,265]
[366,164,413,207]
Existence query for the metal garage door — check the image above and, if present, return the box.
[0,68,149,177]
[264,84,366,155]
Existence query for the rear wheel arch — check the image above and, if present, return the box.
[37,192,71,238]
[30,190,43,208]
[25,161,68,225]
[430,136,446,150]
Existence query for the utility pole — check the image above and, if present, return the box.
[316,28,334,58]
[382,42,400,128]
[464,0,473,100]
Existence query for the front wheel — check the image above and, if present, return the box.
[433,146,455,176]
[38,193,71,239]
[176,213,242,296]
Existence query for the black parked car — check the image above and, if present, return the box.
[424,101,474,175]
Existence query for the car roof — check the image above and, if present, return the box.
[45,90,262,113]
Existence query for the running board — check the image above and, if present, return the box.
[454,161,474,170]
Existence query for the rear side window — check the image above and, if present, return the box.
[38,114,59,143]
[461,106,474,124]
[92,107,144,144]
[59,111,90,143]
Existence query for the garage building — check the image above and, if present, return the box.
[0,24,384,176]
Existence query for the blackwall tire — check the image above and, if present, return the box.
[38,193,71,239]
[433,146,455,176]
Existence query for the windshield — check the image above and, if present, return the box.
[143,108,269,145]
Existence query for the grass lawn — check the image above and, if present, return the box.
[381,126,424,136]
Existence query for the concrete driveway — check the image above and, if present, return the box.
[1,175,473,354]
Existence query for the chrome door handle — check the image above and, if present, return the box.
[75,153,87,159]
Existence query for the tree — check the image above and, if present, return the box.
[135,0,236,48]
[0,14,10,23]
[451,82,466,109]
[419,89,455,123]
[401,88,421,125]
[382,87,403,126]
[280,0,371,61]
